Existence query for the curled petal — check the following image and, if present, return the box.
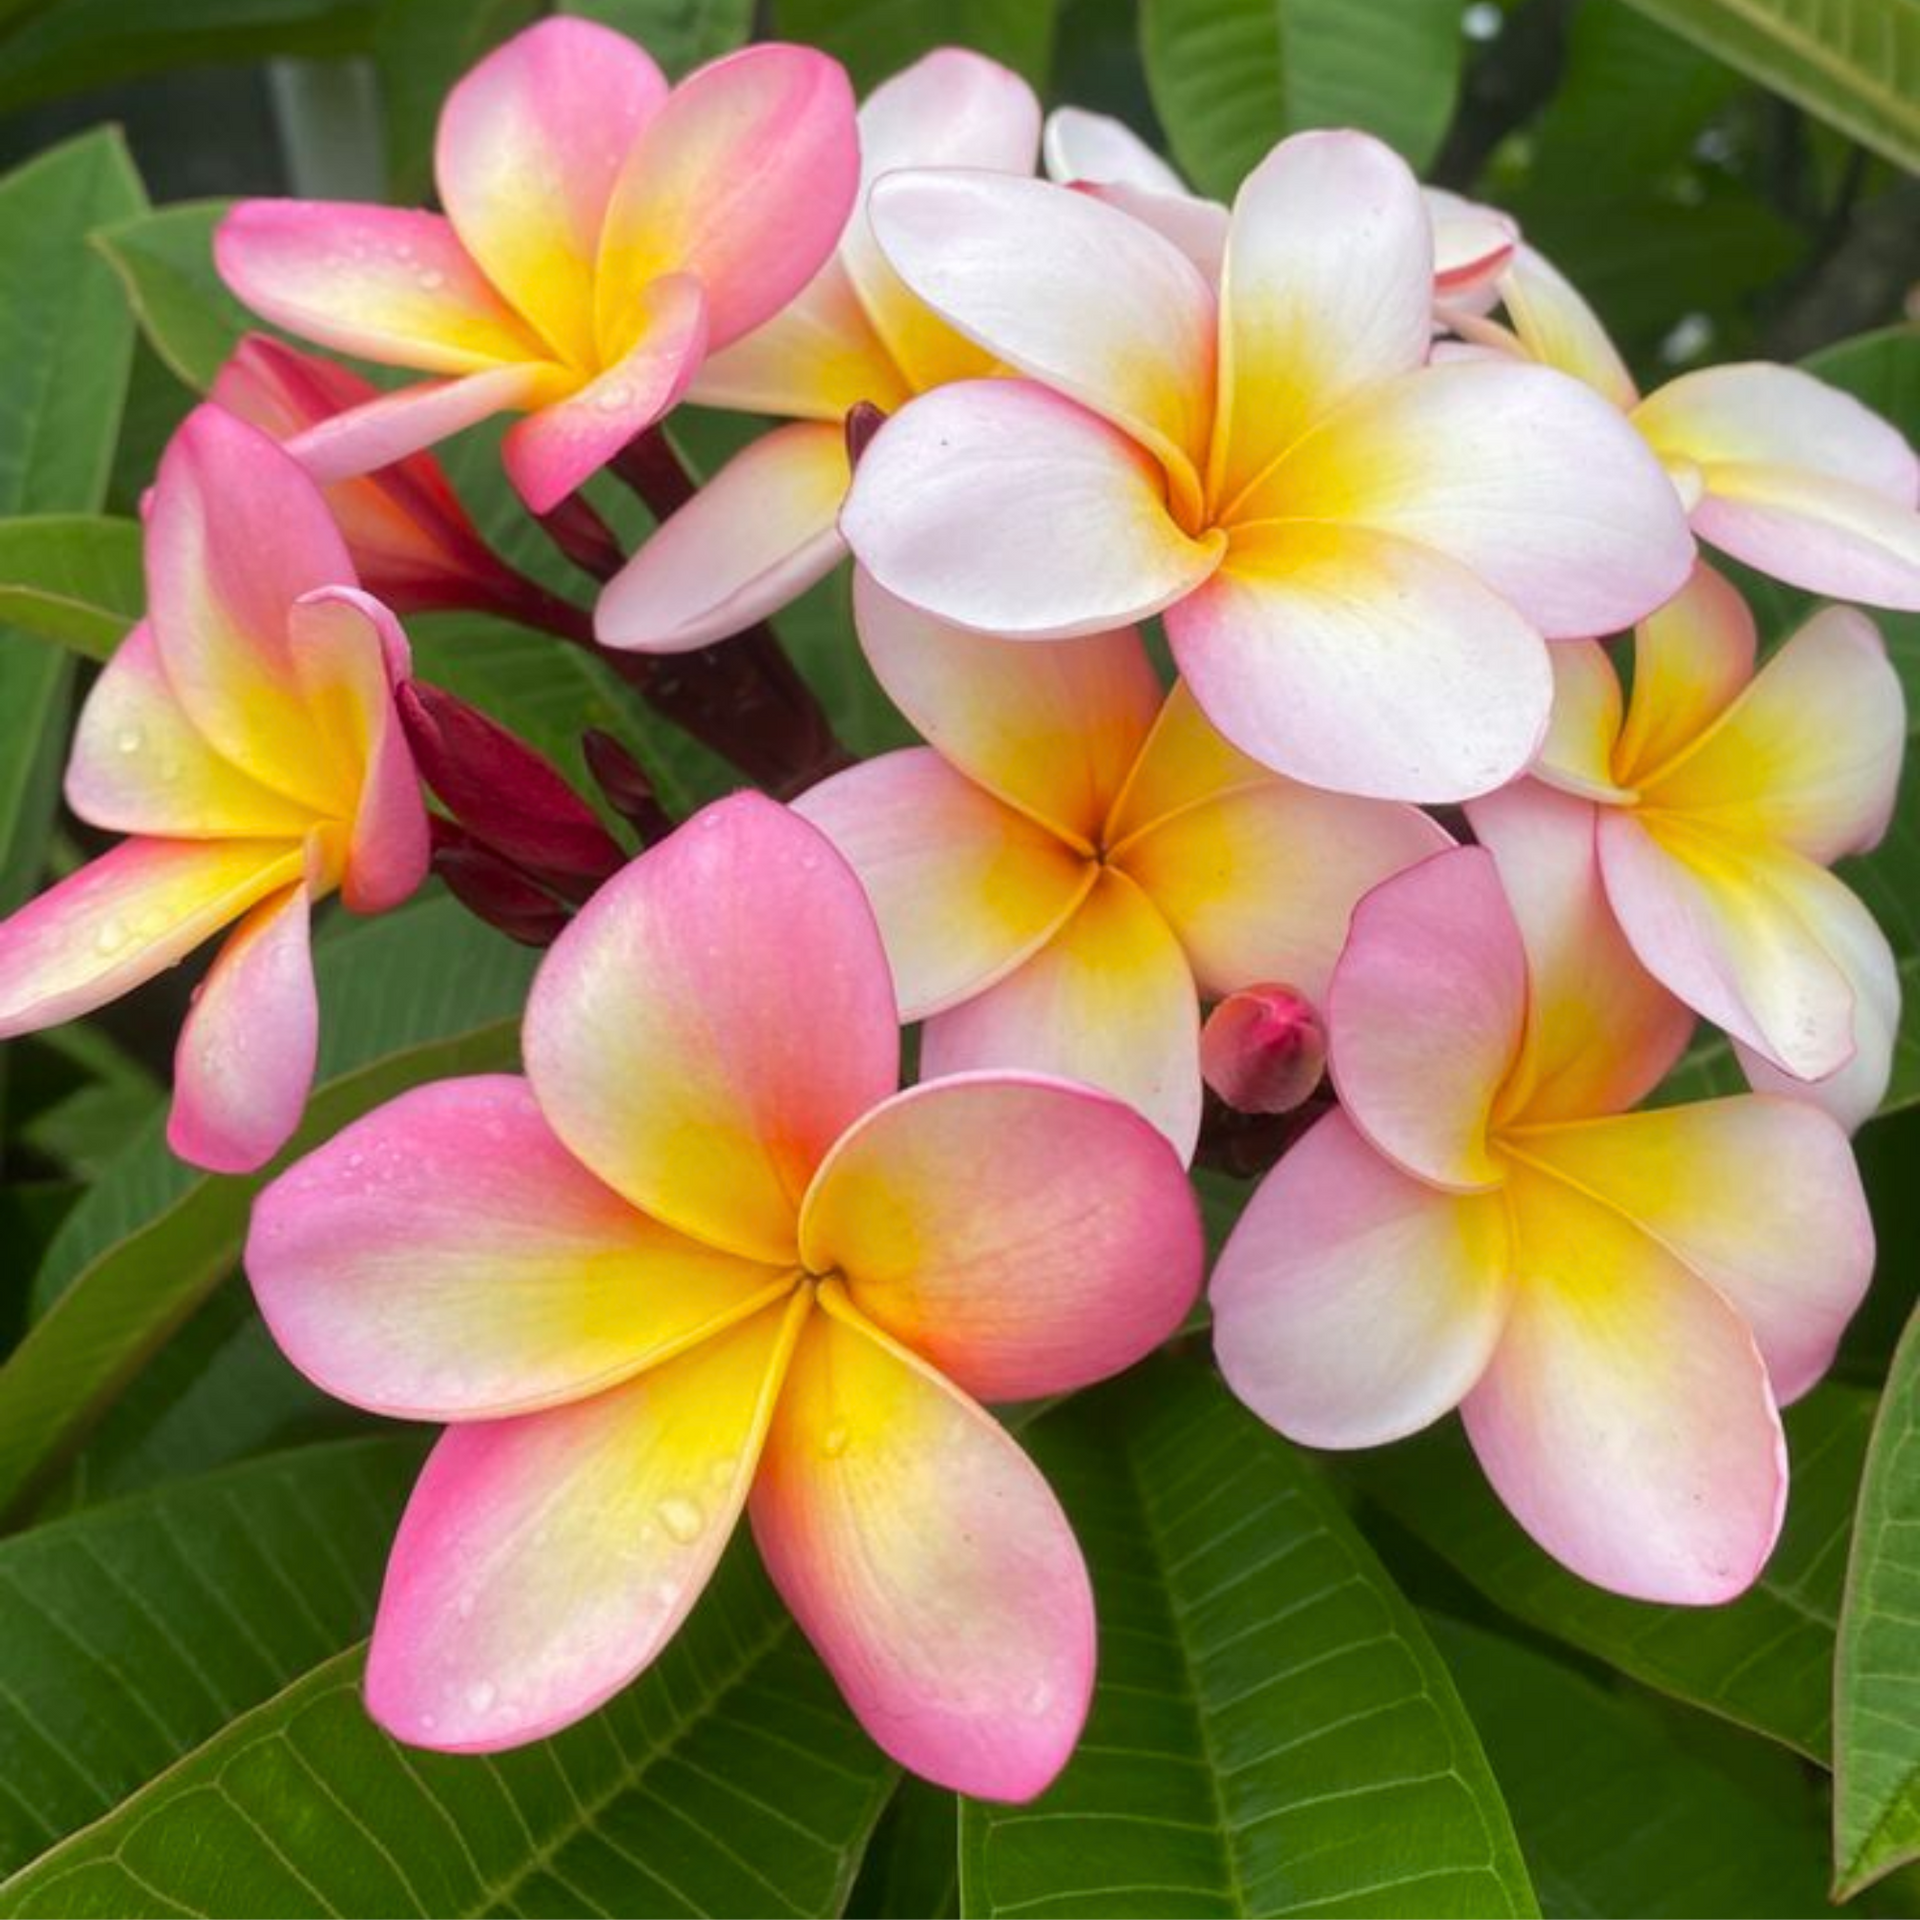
[1425,187,1517,301]
[1497,244,1637,409]
[1614,563,1757,782]
[1535,641,1630,802]
[1688,465,1920,611]
[285,362,555,487]
[1042,106,1185,193]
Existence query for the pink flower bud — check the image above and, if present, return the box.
[1200,984,1327,1115]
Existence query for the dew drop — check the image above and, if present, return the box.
[113,724,143,755]
[94,915,129,955]
[419,267,447,291]
[705,1454,735,1489]
[592,383,633,414]
[822,1425,850,1460]
[657,1494,704,1544]
[464,1680,497,1714]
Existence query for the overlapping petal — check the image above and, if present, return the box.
[1534,641,1630,801]
[1687,468,1920,611]
[283,363,553,488]
[1613,563,1756,781]
[1496,245,1638,409]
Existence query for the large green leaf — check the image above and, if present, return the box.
[1354,1385,1873,1762]
[961,1360,1537,1919]
[0,899,537,1522]
[1139,0,1463,199]
[0,516,141,661]
[0,1539,894,1917]
[0,1436,422,1880]
[91,200,252,393]
[774,0,1059,92]
[1835,1307,1920,1896]
[1429,1616,1832,1918]
[1618,0,1920,173]
[563,0,754,75]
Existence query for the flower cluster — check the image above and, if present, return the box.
[0,20,1913,1802]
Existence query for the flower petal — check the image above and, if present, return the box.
[246,1074,795,1419]
[598,421,848,651]
[1077,180,1229,282]
[434,17,667,369]
[1211,1110,1511,1448]
[166,880,315,1173]
[1507,1096,1873,1404]
[1614,562,1756,783]
[792,749,1092,1020]
[920,868,1201,1160]
[215,202,546,373]
[0,837,306,1039]
[867,168,1216,497]
[1426,187,1517,301]
[1328,846,1526,1190]
[1166,521,1552,802]
[798,1073,1201,1400]
[284,363,553,487]
[502,273,708,512]
[1462,1164,1786,1604]
[1534,641,1628,801]
[851,571,1162,847]
[1497,244,1637,409]
[597,43,859,358]
[523,794,897,1264]
[841,378,1226,640]
[1042,107,1185,193]
[1261,358,1696,638]
[1211,130,1431,511]
[366,1292,806,1752]
[750,1287,1093,1802]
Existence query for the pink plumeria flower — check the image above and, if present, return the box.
[840,130,1695,803]
[1534,562,1905,1128]
[795,575,1444,1156]
[0,407,428,1172]
[1212,820,1874,1604]
[1041,105,1517,306]
[216,20,858,513]
[596,47,1041,651]
[1466,245,1920,607]
[244,793,1202,1797]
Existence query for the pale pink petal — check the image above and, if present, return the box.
[1534,641,1631,801]
[1042,107,1185,193]
[523,794,896,1264]
[597,421,848,651]
[1497,244,1638,409]
[1688,467,1920,610]
[921,868,1201,1160]
[1327,846,1526,1189]
[286,364,553,487]
[435,17,668,369]
[503,274,708,512]
[750,1290,1093,1802]
[1211,1110,1511,1448]
[215,201,546,373]
[798,1073,1202,1400]
[1426,188,1517,301]
[1100,678,1276,842]
[867,169,1216,501]
[0,837,306,1038]
[366,1293,806,1752]
[792,750,1091,1020]
[1463,1163,1786,1604]
[851,571,1163,847]
[1614,562,1756,782]
[1077,181,1228,282]
[841,379,1226,640]
[597,44,859,357]
[1165,523,1552,802]
[1211,130,1432,511]
[246,1075,795,1419]
[167,881,316,1173]
[1260,359,1696,638]
[1507,1096,1873,1404]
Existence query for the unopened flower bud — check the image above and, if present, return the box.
[430,824,572,948]
[1201,984,1327,1115]
[582,728,674,844]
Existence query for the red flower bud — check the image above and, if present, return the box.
[582,728,674,845]
[430,824,572,948]
[1201,984,1328,1115]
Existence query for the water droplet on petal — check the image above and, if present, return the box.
[822,1425,850,1460]
[95,915,129,955]
[113,724,143,754]
[592,383,633,415]
[418,268,447,292]
[657,1494,704,1544]
[464,1680,496,1714]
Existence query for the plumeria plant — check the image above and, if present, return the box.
[0,4,1918,1915]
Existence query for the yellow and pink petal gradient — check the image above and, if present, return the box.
[1210,821,1874,1604]
[243,793,1202,1799]
[795,574,1446,1158]
[0,406,428,1172]
[215,19,859,512]
[1531,563,1905,1128]
[839,128,1695,804]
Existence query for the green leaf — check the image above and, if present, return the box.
[0,899,536,1522]
[91,199,251,393]
[562,0,754,76]
[773,0,1059,93]
[846,1781,960,1920]
[12,1021,164,1180]
[1617,0,1920,173]
[0,1541,895,1917]
[1835,1306,1920,1895]
[1353,1384,1874,1763]
[0,1436,422,1879]
[1429,1615,1833,1918]
[1139,0,1464,199]
[962,1359,1537,1919]
[0,516,141,660]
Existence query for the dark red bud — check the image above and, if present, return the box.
[430,828,572,948]
[582,728,675,844]
[536,492,626,583]
[845,401,889,469]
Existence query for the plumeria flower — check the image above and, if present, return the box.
[1534,562,1906,1128]
[244,793,1202,1797]
[216,19,858,512]
[0,407,428,1172]
[840,129,1694,803]
[595,47,1041,651]
[1041,104,1517,307]
[794,576,1445,1156]
[1211,818,1874,1603]
[1464,245,1920,607]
